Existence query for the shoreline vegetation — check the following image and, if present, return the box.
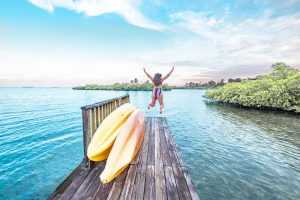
[205,63,300,113]
[72,79,172,91]
[72,78,229,91]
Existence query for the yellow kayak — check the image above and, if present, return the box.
[87,103,135,161]
[100,109,145,183]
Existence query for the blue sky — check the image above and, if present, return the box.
[0,0,300,86]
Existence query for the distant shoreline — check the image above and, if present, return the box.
[72,84,213,91]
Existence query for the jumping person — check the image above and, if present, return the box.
[143,66,174,114]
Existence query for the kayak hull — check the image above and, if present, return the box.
[100,109,145,183]
[87,103,135,161]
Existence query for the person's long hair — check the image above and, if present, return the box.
[153,73,162,86]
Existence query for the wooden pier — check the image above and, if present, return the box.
[48,95,200,200]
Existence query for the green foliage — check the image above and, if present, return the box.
[205,63,300,113]
[73,79,172,91]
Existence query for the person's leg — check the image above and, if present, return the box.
[148,96,156,109]
[157,94,164,114]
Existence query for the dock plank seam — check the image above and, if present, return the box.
[154,118,167,200]
[131,118,151,200]
[48,117,200,200]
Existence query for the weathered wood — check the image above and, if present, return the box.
[162,118,192,200]
[82,109,89,167]
[147,118,155,165]
[131,118,151,200]
[107,168,129,200]
[130,151,140,165]
[162,119,186,167]
[103,105,106,119]
[109,102,112,114]
[83,179,102,200]
[94,181,114,200]
[164,166,180,200]
[154,118,167,200]
[95,107,99,128]
[58,167,90,200]
[130,118,146,165]
[81,95,129,110]
[70,162,105,200]
[100,105,104,123]
[49,117,200,200]
[119,165,138,200]
[182,167,200,200]
[105,104,108,118]
[158,118,171,166]
[144,165,155,200]
[91,108,96,135]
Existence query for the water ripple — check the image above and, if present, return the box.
[0,88,299,200]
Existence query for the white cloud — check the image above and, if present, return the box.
[137,10,300,81]
[27,0,164,30]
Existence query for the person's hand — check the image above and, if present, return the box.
[172,66,175,71]
[143,67,146,72]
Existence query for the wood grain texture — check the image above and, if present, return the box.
[107,168,129,200]
[70,162,105,200]
[154,118,167,200]
[131,118,151,200]
[161,118,192,200]
[48,117,200,200]
[144,165,155,200]
[119,165,138,200]
[147,118,155,165]
[164,166,179,200]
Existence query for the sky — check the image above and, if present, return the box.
[0,0,300,87]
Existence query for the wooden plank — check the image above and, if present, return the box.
[144,165,155,200]
[130,118,146,165]
[154,118,167,200]
[108,103,111,115]
[163,118,199,199]
[164,166,180,200]
[158,118,171,166]
[91,108,96,135]
[162,119,186,167]
[95,107,99,129]
[58,168,90,200]
[131,118,151,200]
[81,95,129,110]
[103,104,106,119]
[147,118,155,165]
[82,163,105,200]
[130,151,140,165]
[119,165,138,200]
[49,117,200,200]
[182,167,200,200]
[70,162,105,200]
[100,105,104,123]
[107,168,129,200]
[105,104,108,118]
[102,105,105,122]
[161,118,192,200]
[94,181,114,200]
[82,109,89,167]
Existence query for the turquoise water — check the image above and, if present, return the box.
[0,88,299,200]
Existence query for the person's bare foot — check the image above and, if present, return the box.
[148,104,151,110]
[159,105,164,114]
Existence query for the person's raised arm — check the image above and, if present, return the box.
[162,66,174,81]
[143,68,154,81]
